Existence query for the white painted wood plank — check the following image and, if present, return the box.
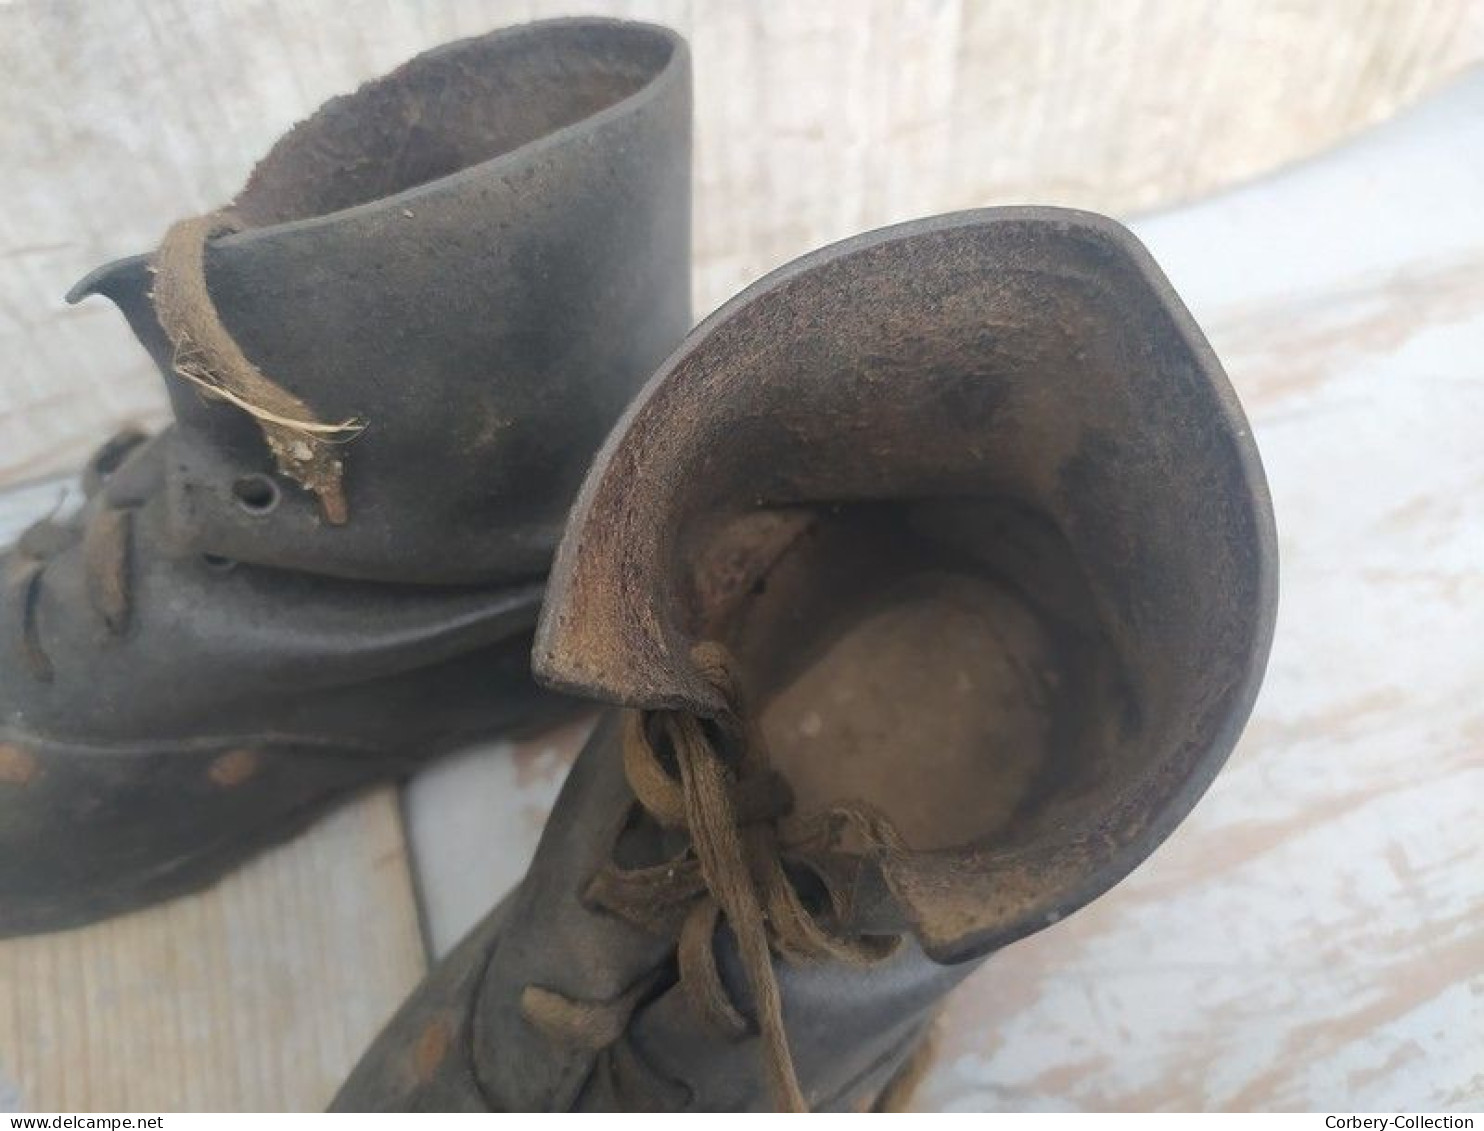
[0,790,426,1111]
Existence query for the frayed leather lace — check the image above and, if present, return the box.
[9,429,145,681]
[522,641,908,1112]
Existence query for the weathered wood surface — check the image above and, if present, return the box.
[0,793,424,1112]
[406,72,1484,1110]
[2,0,1480,484]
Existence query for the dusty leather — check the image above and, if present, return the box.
[335,718,945,1112]
[0,18,692,936]
[332,209,1278,1111]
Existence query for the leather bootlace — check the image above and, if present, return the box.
[154,211,362,523]
[8,429,145,681]
[522,642,905,1112]
[9,204,364,678]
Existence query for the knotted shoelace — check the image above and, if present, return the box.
[522,642,905,1111]
[9,428,147,681]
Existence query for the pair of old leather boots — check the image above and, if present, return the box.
[0,18,1277,1113]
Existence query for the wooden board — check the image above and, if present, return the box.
[405,71,1484,1111]
[0,793,424,1111]
[1,0,1480,484]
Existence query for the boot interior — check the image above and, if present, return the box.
[694,500,1132,853]
[234,20,679,227]
[535,213,1274,955]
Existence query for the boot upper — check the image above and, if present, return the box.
[69,18,691,586]
[336,209,1278,1112]
[4,18,693,739]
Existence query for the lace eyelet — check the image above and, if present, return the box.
[232,474,280,515]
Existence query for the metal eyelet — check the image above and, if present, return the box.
[231,474,280,516]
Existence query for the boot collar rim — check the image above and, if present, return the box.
[66,17,691,306]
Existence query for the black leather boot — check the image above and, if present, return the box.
[0,17,691,936]
[332,209,1277,1111]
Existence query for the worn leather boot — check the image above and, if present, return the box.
[333,209,1278,1112]
[0,18,691,936]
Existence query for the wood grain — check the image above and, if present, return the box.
[0,790,425,1111]
[2,0,1481,484]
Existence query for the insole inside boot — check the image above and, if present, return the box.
[721,505,1084,853]
[762,573,1055,850]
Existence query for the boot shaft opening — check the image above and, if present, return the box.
[237,20,681,227]
[536,209,1277,961]
[694,499,1131,858]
